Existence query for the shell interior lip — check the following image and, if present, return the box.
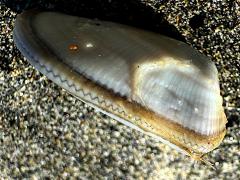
[13,10,227,157]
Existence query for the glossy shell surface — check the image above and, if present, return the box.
[13,11,227,158]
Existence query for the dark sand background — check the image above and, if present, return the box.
[0,0,239,179]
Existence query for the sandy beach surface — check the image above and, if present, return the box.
[0,0,239,179]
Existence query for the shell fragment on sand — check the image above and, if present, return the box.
[13,11,227,158]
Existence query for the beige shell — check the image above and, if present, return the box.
[13,11,227,159]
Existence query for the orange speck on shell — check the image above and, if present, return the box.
[68,44,79,51]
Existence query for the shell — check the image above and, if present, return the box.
[13,11,227,158]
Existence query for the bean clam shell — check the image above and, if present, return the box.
[13,11,227,158]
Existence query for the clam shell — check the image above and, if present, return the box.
[13,11,227,158]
